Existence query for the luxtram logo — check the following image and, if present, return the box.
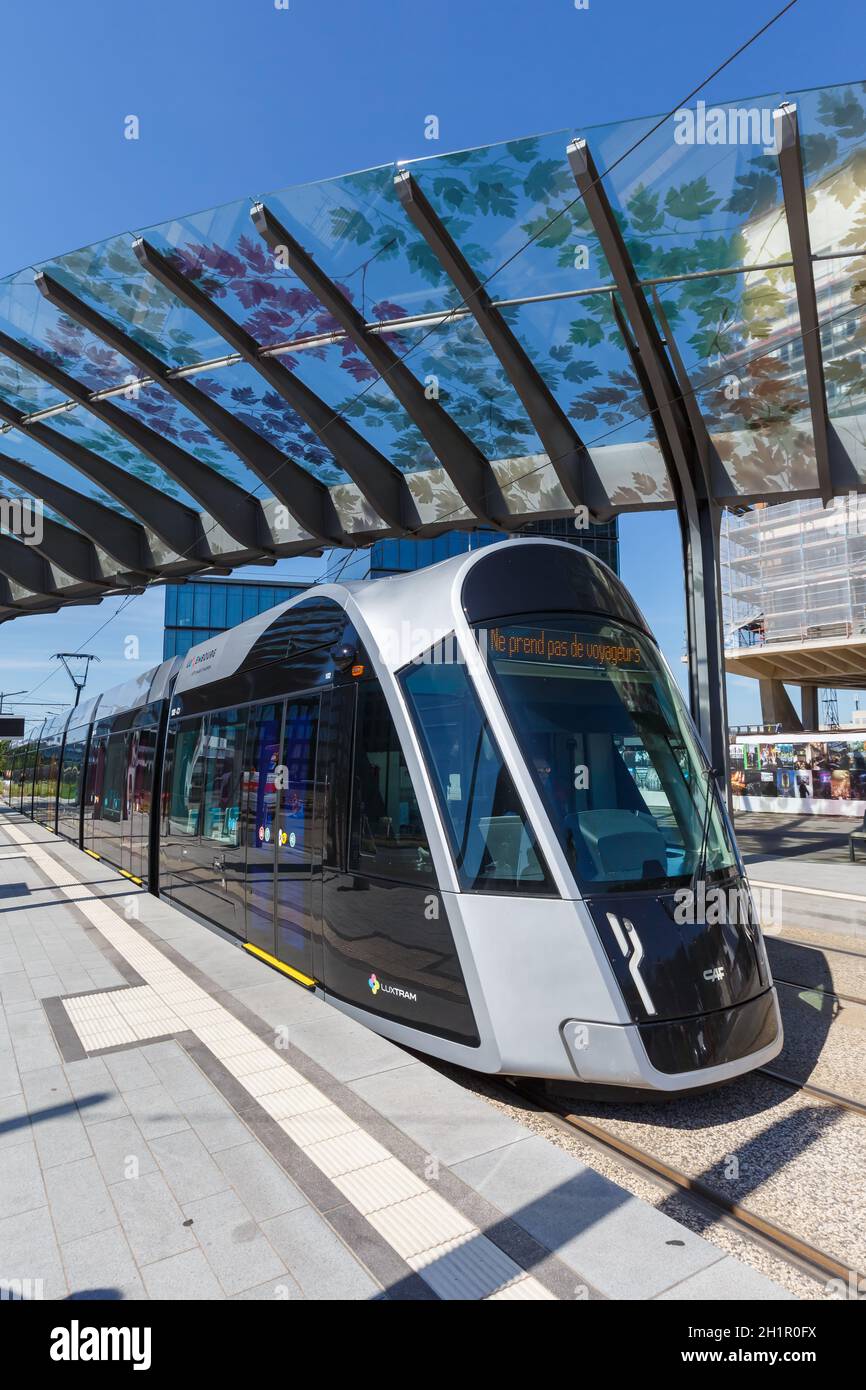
[367,972,417,1002]
[50,1320,152,1371]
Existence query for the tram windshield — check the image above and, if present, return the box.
[478,615,738,893]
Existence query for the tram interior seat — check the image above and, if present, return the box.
[478,814,542,883]
[565,807,668,881]
[547,727,669,882]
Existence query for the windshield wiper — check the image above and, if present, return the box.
[690,765,720,909]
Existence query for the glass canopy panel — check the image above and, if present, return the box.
[0,353,68,415]
[404,127,600,306]
[269,334,435,475]
[43,406,204,508]
[107,379,267,494]
[188,358,351,487]
[505,294,654,446]
[588,94,789,283]
[43,234,231,370]
[139,194,336,350]
[404,313,544,461]
[708,329,816,493]
[822,295,866,486]
[0,274,134,395]
[796,82,866,259]
[261,164,455,327]
[0,427,137,517]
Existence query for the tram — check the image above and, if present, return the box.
[2,539,782,1091]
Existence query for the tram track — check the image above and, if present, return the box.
[503,1077,865,1291]
[755,1067,866,1118]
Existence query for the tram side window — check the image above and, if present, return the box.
[201,709,247,846]
[401,658,554,895]
[349,682,434,885]
[60,734,86,804]
[166,719,207,836]
[99,735,128,824]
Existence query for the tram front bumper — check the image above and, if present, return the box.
[561,987,783,1092]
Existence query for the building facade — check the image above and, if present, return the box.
[332,517,620,583]
[163,578,311,660]
[722,496,866,730]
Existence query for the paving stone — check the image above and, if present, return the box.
[212,1141,307,1222]
[657,1255,796,1301]
[289,1016,417,1084]
[0,1205,68,1299]
[0,972,36,1005]
[137,1042,211,1102]
[350,1061,533,1165]
[102,1048,160,1094]
[62,1225,147,1301]
[88,1116,157,1185]
[231,1274,305,1301]
[63,1056,129,1126]
[178,1088,251,1153]
[140,1248,226,1300]
[110,1170,199,1267]
[261,1206,381,1301]
[0,1090,30,1150]
[43,1156,117,1245]
[123,1083,190,1141]
[149,1130,229,1205]
[7,1012,60,1072]
[0,1138,46,1219]
[453,1135,723,1300]
[27,975,65,999]
[181,1189,288,1295]
[22,1064,93,1169]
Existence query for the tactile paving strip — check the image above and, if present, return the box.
[6,824,556,1302]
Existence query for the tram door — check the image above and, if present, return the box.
[243,696,322,982]
[244,703,283,957]
[275,697,321,981]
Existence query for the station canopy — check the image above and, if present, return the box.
[0,79,865,622]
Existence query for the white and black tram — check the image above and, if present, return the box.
[3,539,782,1093]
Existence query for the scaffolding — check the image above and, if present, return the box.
[721,496,866,649]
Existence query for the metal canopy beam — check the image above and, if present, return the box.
[35,272,343,545]
[0,491,111,587]
[0,532,62,597]
[567,137,729,777]
[251,200,504,527]
[0,447,151,578]
[394,169,611,520]
[0,397,204,562]
[132,238,415,531]
[0,328,265,553]
[774,102,834,505]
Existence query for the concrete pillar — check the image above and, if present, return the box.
[759,678,803,731]
[800,685,819,731]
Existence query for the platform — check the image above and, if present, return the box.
[0,809,790,1302]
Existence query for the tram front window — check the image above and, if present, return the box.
[479,616,737,893]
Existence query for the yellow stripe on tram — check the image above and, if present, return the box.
[243,943,316,989]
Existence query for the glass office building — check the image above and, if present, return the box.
[163,578,311,660]
[335,518,619,583]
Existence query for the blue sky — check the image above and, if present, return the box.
[1,0,863,727]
